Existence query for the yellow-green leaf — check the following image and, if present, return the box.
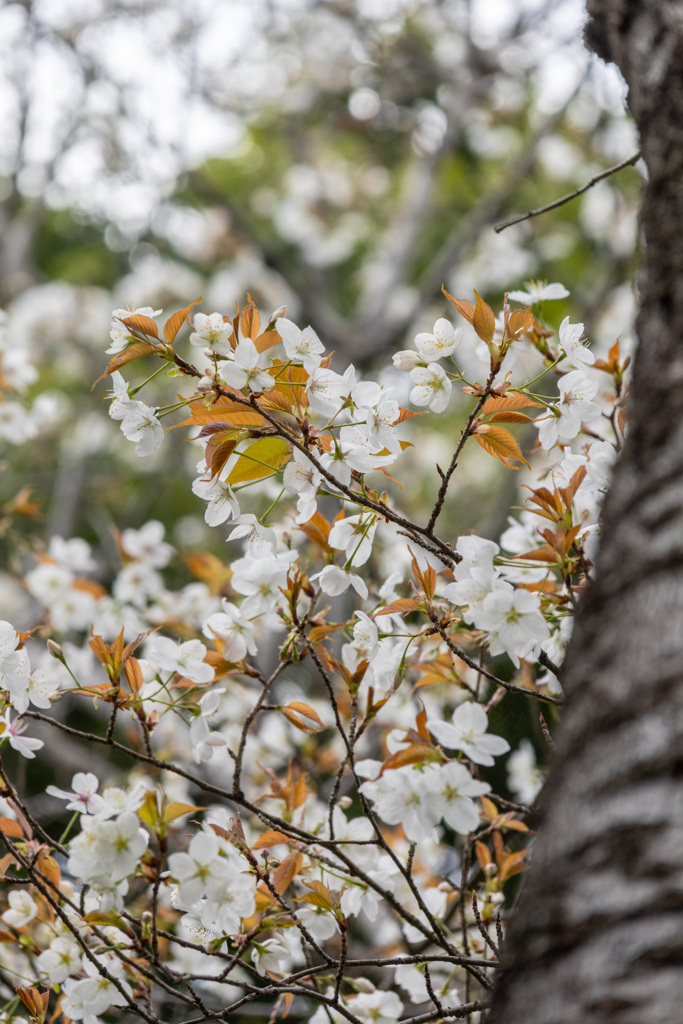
[163,802,205,824]
[227,437,291,485]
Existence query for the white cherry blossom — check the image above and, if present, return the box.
[221,338,273,393]
[276,318,325,372]
[427,702,510,766]
[508,281,569,303]
[2,890,38,929]
[190,312,233,356]
[414,318,461,361]
[149,637,214,684]
[310,564,368,599]
[409,363,452,413]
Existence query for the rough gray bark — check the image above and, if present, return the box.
[486,3,683,1022]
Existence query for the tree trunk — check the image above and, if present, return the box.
[486,3,683,1022]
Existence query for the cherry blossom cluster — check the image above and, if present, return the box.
[0,281,628,1024]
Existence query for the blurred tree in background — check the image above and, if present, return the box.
[0,0,638,609]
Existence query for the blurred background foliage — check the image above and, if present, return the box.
[0,0,640,603]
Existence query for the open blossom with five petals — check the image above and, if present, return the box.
[364,397,401,453]
[203,601,257,661]
[328,513,377,567]
[222,339,273,393]
[414,318,461,361]
[429,761,491,834]
[148,637,214,684]
[306,366,352,416]
[189,312,233,356]
[192,473,241,526]
[117,400,164,456]
[168,831,227,904]
[508,281,569,304]
[46,772,105,814]
[409,363,452,413]
[428,702,510,766]
[536,369,601,450]
[276,318,325,372]
[474,587,550,666]
[1,709,44,758]
[358,766,437,842]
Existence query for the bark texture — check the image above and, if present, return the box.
[486,3,683,1022]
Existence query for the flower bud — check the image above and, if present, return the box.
[196,378,214,394]
[392,349,421,371]
[47,639,64,661]
[269,305,288,324]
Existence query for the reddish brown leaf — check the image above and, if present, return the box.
[474,425,530,470]
[472,290,496,343]
[163,298,203,345]
[442,286,475,323]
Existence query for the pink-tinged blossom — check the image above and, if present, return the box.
[310,564,368,600]
[508,281,569,304]
[276,318,325,372]
[0,709,44,758]
[474,587,551,666]
[189,312,233,356]
[149,637,214,684]
[428,703,510,766]
[46,772,105,814]
[221,339,273,393]
[409,363,452,413]
[414,318,461,361]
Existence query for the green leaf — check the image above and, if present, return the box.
[227,437,291,484]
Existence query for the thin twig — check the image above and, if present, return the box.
[493,151,641,233]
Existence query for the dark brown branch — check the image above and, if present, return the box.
[493,151,641,233]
